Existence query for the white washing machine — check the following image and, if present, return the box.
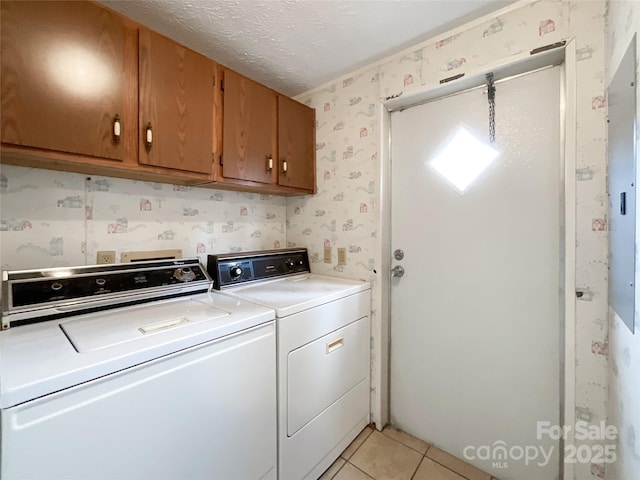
[1,258,277,480]
[207,249,372,480]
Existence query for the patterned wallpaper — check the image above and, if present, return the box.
[606,1,640,479]
[288,1,609,478]
[0,165,286,270]
[0,1,618,478]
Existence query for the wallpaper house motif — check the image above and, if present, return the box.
[0,166,286,269]
[287,1,610,479]
[0,1,632,479]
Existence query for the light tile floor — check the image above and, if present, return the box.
[320,426,496,480]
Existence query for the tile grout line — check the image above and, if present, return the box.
[380,429,431,456]
[328,459,347,480]
[342,426,490,480]
[423,448,474,480]
[346,461,375,479]
[409,455,426,480]
[369,429,430,480]
[345,428,373,461]
[386,428,486,480]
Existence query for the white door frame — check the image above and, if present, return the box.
[374,39,577,480]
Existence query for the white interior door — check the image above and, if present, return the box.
[390,66,561,480]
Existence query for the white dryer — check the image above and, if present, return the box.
[208,249,372,480]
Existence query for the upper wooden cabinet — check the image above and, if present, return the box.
[222,69,277,184]
[220,68,316,194]
[1,0,315,195]
[139,28,215,174]
[278,96,316,191]
[1,0,130,161]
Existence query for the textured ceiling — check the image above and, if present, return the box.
[101,0,513,96]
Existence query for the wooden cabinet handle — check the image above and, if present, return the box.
[145,123,153,150]
[267,155,273,172]
[113,114,121,143]
[282,159,288,175]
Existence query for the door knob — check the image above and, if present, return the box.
[391,265,405,278]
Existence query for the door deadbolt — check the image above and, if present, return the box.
[394,249,404,261]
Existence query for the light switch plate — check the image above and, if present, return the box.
[324,246,332,263]
[338,248,347,265]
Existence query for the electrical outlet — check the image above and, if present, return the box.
[338,248,347,265]
[96,250,116,264]
[324,246,332,263]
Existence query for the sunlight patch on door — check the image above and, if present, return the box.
[427,126,500,194]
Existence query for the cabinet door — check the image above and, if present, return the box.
[139,28,214,174]
[1,1,128,161]
[222,69,277,184]
[278,96,316,191]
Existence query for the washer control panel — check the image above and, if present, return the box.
[2,258,211,329]
[207,248,310,289]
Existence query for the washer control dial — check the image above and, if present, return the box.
[174,267,195,282]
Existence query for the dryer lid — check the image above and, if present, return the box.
[226,274,370,317]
